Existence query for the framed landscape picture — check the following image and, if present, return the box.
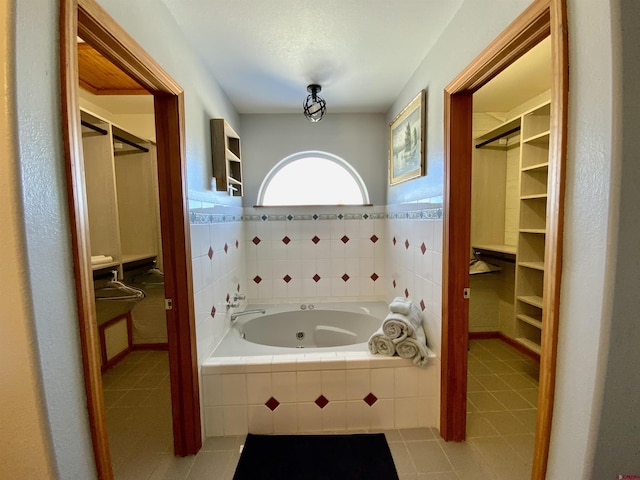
[389,90,426,185]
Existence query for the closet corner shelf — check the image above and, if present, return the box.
[517,295,544,309]
[517,314,543,330]
[519,228,546,235]
[472,244,517,256]
[521,162,549,172]
[522,130,550,144]
[515,337,542,355]
[520,193,547,200]
[121,254,157,265]
[518,261,545,271]
[91,261,120,272]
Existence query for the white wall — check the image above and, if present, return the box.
[240,113,388,207]
[386,0,624,477]
[8,0,635,476]
[0,1,56,477]
[590,0,640,476]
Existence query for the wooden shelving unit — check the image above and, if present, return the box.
[211,118,243,197]
[514,101,551,354]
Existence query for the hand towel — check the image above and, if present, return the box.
[396,325,430,367]
[91,255,114,265]
[367,327,396,357]
[382,301,423,344]
[389,296,412,315]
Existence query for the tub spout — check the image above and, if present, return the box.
[231,309,266,321]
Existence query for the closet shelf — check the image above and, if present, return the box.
[521,162,549,172]
[472,244,517,256]
[520,194,547,200]
[522,130,550,144]
[519,261,545,271]
[517,314,543,330]
[520,228,546,234]
[515,337,541,355]
[517,295,544,309]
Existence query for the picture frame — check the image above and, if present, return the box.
[389,90,426,185]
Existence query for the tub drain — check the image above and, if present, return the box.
[296,331,305,340]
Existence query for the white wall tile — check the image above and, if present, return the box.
[202,374,223,406]
[296,371,322,402]
[321,370,346,401]
[247,405,273,434]
[346,400,370,430]
[395,397,419,428]
[371,368,395,399]
[204,406,224,437]
[222,374,247,405]
[223,405,248,435]
[346,369,371,400]
[271,372,297,403]
[246,373,272,405]
[321,401,346,431]
[395,367,419,398]
[273,403,298,433]
[370,398,395,430]
[297,402,322,433]
[417,396,437,427]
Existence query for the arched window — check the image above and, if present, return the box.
[257,151,370,206]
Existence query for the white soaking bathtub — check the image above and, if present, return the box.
[212,301,387,356]
[202,301,438,437]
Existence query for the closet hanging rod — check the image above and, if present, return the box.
[475,125,521,149]
[81,119,108,136]
[113,133,149,153]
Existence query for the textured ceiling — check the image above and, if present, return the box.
[158,0,465,114]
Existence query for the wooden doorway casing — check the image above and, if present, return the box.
[440,0,567,479]
[60,1,201,478]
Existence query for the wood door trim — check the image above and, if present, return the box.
[60,0,201,477]
[441,1,568,479]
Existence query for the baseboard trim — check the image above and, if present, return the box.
[469,331,540,362]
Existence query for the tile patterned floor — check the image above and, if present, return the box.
[103,339,539,479]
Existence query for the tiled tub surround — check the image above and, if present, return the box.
[202,300,438,436]
[385,202,443,355]
[244,206,387,302]
[189,203,246,364]
[202,352,439,437]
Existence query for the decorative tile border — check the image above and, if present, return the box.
[189,208,442,225]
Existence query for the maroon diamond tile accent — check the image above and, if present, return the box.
[252,236,261,245]
[312,235,321,244]
[313,274,321,283]
[393,280,397,288]
[341,273,350,282]
[370,234,379,243]
[341,235,350,244]
[235,240,239,249]
[404,288,409,298]
[265,397,280,411]
[224,243,229,253]
[210,306,216,318]
[226,293,230,302]
[363,393,378,406]
[283,274,292,283]
[421,242,427,255]
[315,395,329,409]
[253,275,262,284]
[420,299,426,311]
[282,236,291,245]
[237,284,241,292]
[405,239,410,249]
[393,236,397,245]
[370,273,379,282]
[207,246,214,259]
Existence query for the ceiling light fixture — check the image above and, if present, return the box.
[303,84,327,122]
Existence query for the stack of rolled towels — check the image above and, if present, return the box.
[368,297,430,367]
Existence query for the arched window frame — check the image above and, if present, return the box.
[256,150,371,206]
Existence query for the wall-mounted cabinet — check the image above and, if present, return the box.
[211,118,243,196]
[81,109,161,275]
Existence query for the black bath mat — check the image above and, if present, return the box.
[233,433,399,480]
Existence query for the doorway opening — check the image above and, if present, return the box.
[60,1,202,478]
[441,1,568,479]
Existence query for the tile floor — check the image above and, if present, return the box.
[103,339,539,479]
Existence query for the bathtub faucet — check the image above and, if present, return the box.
[231,309,266,322]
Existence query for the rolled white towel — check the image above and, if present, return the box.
[367,327,396,357]
[396,326,430,367]
[389,296,411,315]
[91,255,114,265]
[382,302,423,344]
